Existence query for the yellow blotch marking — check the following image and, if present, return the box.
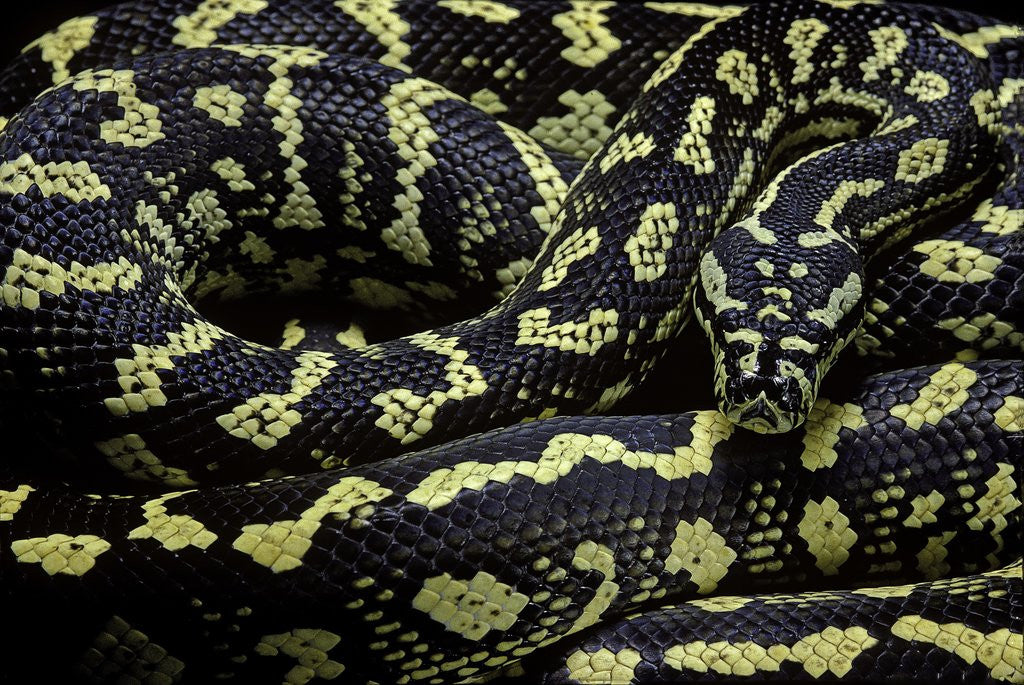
[211,157,255,192]
[11,533,111,576]
[516,307,620,356]
[371,334,486,444]
[784,18,830,84]
[224,45,329,230]
[869,174,986,251]
[805,271,862,331]
[815,76,889,117]
[916,531,957,579]
[905,70,950,102]
[499,122,569,229]
[688,596,754,612]
[914,239,1002,284]
[798,496,857,575]
[643,2,742,17]
[789,262,808,278]
[22,14,98,84]
[733,144,844,248]
[949,24,1024,59]
[994,396,1024,432]
[551,1,621,68]
[565,648,642,683]
[217,350,337,450]
[335,323,367,349]
[969,88,1002,136]
[800,399,867,470]
[645,15,734,93]
[193,83,248,127]
[129,194,193,273]
[752,106,785,144]
[337,140,368,230]
[380,78,468,265]
[411,279,462,303]
[1,247,142,311]
[336,246,375,263]
[95,433,198,487]
[966,463,1020,536]
[0,117,7,132]
[895,138,949,184]
[106,317,231,417]
[699,251,748,314]
[664,626,878,678]
[468,88,507,115]
[437,0,519,23]
[767,107,853,150]
[538,225,601,292]
[279,319,305,350]
[904,490,945,528]
[412,572,530,641]
[889,363,976,430]
[559,541,620,637]
[814,178,884,230]
[936,313,1023,350]
[674,96,717,174]
[495,257,533,299]
[891,617,1023,682]
[860,25,908,81]
[528,89,617,160]
[172,0,268,47]
[254,629,345,683]
[279,255,326,293]
[240,230,275,264]
[665,517,737,594]
[600,131,657,173]
[81,616,185,683]
[71,68,164,147]
[973,198,1023,237]
[406,419,723,510]
[0,152,110,203]
[877,114,920,135]
[127,491,217,551]
[0,484,34,521]
[348,276,414,310]
[235,477,391,573]
[335,0,411,70]
[715,49,758,105]
[626,202,678,282]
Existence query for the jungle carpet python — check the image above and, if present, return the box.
[0,0,1021,682]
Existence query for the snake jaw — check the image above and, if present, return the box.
[720,370,805,434]
[726,392,792,434]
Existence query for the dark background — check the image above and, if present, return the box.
[2,0,1024,66]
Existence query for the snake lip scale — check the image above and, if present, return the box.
[0,0,1021,683]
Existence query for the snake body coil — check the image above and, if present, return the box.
[0,1,1021,683]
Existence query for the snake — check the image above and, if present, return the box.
[0,0,1021,683]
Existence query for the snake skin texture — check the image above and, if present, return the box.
[0,1,1021,683]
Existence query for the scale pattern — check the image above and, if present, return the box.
[3,360,1022,682]
[0,1,1021,683]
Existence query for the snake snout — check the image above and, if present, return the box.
[722,371,803,434]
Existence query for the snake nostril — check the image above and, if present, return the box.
[730,372,773,402]
[728,372,803,410]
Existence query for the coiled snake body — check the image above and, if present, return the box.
[0,1,1021,682]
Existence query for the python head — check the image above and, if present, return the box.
[694,234,866,434]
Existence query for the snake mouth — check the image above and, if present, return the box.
[725,392,796,434]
